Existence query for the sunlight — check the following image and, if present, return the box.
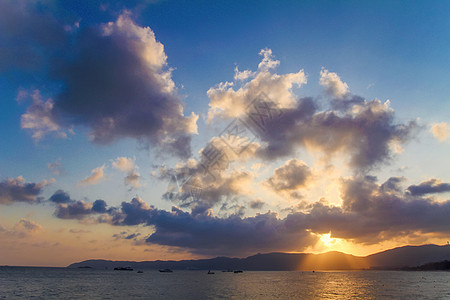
[320,232,336,247]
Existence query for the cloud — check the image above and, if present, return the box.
[249,199,265,209]
[159,157,253,215]
[55,200,94,219]
[265,159,312,193]
[92,199,108,213]
[108,197,317,256]
[407,179,450,196]
[206,49,417,171]
[430,122,450,142]
[112,157,141,189]
[69,228,91,234]
[50,190,109,219]
[0,219,45,239]
[47,158,65,175]
[9,6,198,157]
[319,68,349,99]
[51,171,450,255]
[78,165,106,186]
[112,157,136,172]
[13,218,44,234]
[19,90,68,142]
[48,189,72,203]
[124,170,141,189]
[207,49,306,121]
[0,176,52,205]
[51,12,198,157]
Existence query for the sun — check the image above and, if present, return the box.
[320,233,336,248]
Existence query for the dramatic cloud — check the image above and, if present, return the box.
[206,50,417,171]
[51,12,198,157]
[280,175,450,244]
[51,172,450,255]
[78,165,106,186]
[407,179,450,196]
[0,176,51,205]
[108,197,317,255]
[430,122,450,142]
[8,4,198,157]
[265,159,312,193]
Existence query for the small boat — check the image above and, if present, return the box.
[114,267,133,271]
[137,270,144,273]
[233,270,243,273]
[207,270,215,274]
[159,268,173,272]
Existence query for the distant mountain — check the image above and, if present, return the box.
[401,260,450,271]
[366,244,450,269]
[68,244,450,271]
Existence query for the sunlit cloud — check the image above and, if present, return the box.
[430,122,450,142]
[78,165,106,186]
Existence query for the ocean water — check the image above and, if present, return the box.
[0,267,449,299]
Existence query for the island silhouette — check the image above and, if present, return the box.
[69,244,450,271]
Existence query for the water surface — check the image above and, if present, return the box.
[1,267,449,299]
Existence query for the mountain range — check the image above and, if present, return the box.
[68,244,450,271]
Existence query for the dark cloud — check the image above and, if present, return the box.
[249,199,265,209]
[108,198,317,256]
[255,97,417,171]
[265,159,312,192]
[49,189,72,203]
[54,200,94,219]
[0,177,49,205]
[52,13,198,157]
[51,190,109,219]
[407,179,450,196]
[92,199,108,213]
[4,2,198,157]
[207,53,418,172]
[301,176,450,243]
[51,173,450,255]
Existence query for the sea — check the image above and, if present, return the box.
[1,267,449,299]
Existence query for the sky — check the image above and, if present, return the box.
[0,0,449,267]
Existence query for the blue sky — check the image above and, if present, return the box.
[0,0,449,266]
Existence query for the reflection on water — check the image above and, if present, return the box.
[1,267,449,299]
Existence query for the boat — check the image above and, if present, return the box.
[114,267,133,271]
[137,270,144,273]
[159,268,173,272]
[207,270,215,274]
[233,270,243,273]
